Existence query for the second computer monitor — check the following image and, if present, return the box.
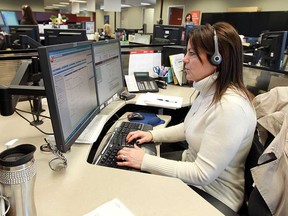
[92,39,125,108]
[44,29,88,45]
[38,41,100,152]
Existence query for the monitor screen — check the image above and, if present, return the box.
[1,11,19,26]
[0,12,5,27]
[259,31,287,70]
[38,41,100,152]
[153,24,184,45]
[92,39,125,109]
[8,25,40,49]
[44,29,88,45]
[82,21,95,34]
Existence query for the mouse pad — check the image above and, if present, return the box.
[128,112,165,127]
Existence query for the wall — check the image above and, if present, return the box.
[154,0,288,25]
[95,10,120,33]
[121,7,144,29]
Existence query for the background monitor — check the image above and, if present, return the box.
[1,11,19,26]
[82,21,95,34]
[92,39,125,109]
[153,24,184,45]
[38,41,100,152]
[0,12,5,27]
[184,24,204,43]
[8,25,40,49]
[44,29,88,45]
[258,31,287,70]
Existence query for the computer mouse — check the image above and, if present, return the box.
[127,112,144,121]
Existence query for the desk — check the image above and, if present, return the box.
[0,87,223,216]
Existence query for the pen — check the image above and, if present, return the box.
[157,98,177,103]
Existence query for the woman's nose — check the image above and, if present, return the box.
[182,53,189,63]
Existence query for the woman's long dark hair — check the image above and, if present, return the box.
[188,22,251,103]
[22,5,37,25]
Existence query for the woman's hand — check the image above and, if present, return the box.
[117,144,145,169]
[126,130,153,145]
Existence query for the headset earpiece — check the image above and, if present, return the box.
[210,29,222,66]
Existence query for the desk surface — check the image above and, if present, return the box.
[0,87,223,216]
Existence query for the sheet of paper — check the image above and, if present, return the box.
[83,198,134,216]
[169,53,184,85]
[136,92,183,109]
[128,50,161,77]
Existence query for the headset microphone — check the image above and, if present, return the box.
[210,29,222,66]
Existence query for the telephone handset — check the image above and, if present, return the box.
[125,72,159,93]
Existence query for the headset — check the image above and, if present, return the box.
[210,29,222,66]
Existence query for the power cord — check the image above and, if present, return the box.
[15,110,53,136]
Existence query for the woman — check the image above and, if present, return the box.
[183,13,193,27]
[20,5,37,25]
[103,23,115,39]
[117,22,256,212]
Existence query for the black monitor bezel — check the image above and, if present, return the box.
[259,31,287,70]
[44,28,88,45]
[38,41,100,152]
[91,39,125,109]
[9,25,40,42]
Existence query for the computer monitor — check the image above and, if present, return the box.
[0,12,5,27]
[184,24,204,43]
[153,24,184,45]
[1,11,19,26]
[82,21,95,34]
[92,39,125,109]
[258,31,288,70]
[8,25,41,49]
[44,29,88,45]
[38,41,100,152]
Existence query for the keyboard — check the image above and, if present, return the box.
[93,121,156,170]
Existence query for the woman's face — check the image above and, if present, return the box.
[183,39,216,82]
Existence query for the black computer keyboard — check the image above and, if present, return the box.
[93,121,156,170]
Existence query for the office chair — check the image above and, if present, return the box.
[238,131,273,216]
[189,131,273,216]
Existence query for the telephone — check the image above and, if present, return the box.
[125,72,159,93]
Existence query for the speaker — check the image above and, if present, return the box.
[210,29,222,65]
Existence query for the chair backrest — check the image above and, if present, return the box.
[244,131,264,199]
[242,131,273,216]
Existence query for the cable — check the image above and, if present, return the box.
[15,108,51,119]
[15,110,53,136]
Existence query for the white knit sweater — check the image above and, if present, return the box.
[141,74,257,211]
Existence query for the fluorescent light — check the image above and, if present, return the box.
[141,3,151,6]
[121,4,132,8]
[69,0,87,3]
[53,4,67,7]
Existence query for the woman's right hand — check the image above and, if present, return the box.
[126,130,153,145]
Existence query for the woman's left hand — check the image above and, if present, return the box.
[117,144,145,169]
